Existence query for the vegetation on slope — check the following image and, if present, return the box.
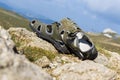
[0,8,30,30]
[9,28,57,62]
[87,33,120,54]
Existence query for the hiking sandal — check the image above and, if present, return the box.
[29,18,98,60]
[29,20,70,53]
[59,18,98,60]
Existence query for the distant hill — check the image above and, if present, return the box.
[0,7,53,30]
[0,8,30,30]
[0,7,54,30]
[87,33,120,54]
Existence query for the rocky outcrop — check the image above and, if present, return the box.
[8,27,58,62]
[0,26,52,80]
[5,27,120,80]
[95,51,120,80]
[8,28,57,53]
[52,61,116,80]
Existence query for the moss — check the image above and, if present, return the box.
[96,45,111,58]
[10,33,21,47]
[10,30,58,62]
[23,46,57,62]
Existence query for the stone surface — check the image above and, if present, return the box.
[52,61,116,80]
[8,28,57,53]
[95,51,120,80]
[35,56,51,68]
[5,27,120,80]
[94,53,109,66]
[0,27,53,80]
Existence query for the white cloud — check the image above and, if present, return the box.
[83,0,120,12]
[82,0,120,24]
[83,0,120,17]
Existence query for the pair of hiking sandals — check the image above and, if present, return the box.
[29,18,98,60]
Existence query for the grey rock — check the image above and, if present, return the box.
[52,61,116,80]
[94,53,109,66]
[0,27,53,80]
[95,51,120,80]
[6,27,120,80]
[8,28,57,53]
[35,56,51,68]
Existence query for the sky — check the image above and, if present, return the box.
[0,0,120,34]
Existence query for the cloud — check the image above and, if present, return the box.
[1,0,120,22]
[83,0,120,24]
[83,0,120,13]
[0,0,120,33]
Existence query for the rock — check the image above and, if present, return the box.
[8,28,57,53]
[95,51,120,80]
[49,55,81,69]
[94,53,109,66]
[35,56,51,68]
[52,61,116,80]
[107,51,120,71]
[107,51,120,79]
[6,27,120,80]
[0,27,53,80]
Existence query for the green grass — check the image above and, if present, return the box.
[110,37,120,44]
[23,46,57,62]
[0,8,31,30]
[87,33,120,54]
[95,42,120,54]
[96,45,111,58]
[10,30,58,62]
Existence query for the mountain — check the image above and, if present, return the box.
[0,8,30,30]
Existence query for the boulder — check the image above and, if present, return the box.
[8,28,57,53]
[6,27,120,80]
[0,26,53,80]
[95,51,120,80]
[52,61,116,80]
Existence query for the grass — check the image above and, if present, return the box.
[95,45,111,58]
[110,37,120,44]
[0,8,31,30]
[23,46,57,62]
[10,30,58,62]
[87,33,120,54]
[95,42,120,54]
